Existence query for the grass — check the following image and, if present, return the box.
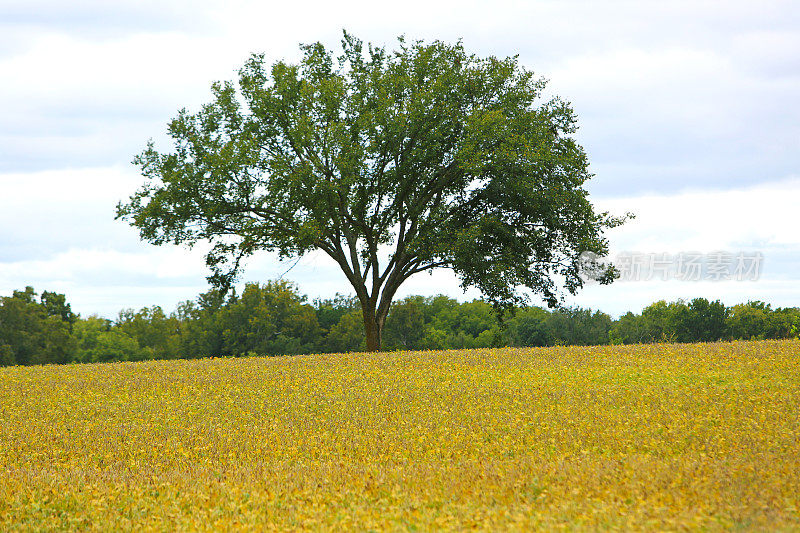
[1,340,799,531]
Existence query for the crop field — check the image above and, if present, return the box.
[1,340,799,531]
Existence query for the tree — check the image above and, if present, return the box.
[508,306,552,347]
[426,299,504,349]
[40,290,77,330]
[383,296,426,349]
[324,309,366,353]
[610,301,683,345]
[174,288,229,358]
[117,32,626,351]
[609,311,648,345]
[116,306,181,359]
[314,293,360,349]
[673,298,727,343]
[546,306,612,346]
[219,281,321,356]
[0,287,77,366]
[74,316,152,363]
[727,301,800,340]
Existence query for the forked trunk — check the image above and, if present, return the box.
[362,308,384,352]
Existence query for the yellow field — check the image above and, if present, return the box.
[1,340,799,531]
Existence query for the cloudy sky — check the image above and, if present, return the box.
[1,0,798,318]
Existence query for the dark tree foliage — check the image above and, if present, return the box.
[173,290,228,359]
[40,291,77,329]
[324,309,365,353]
[544,307,613,346]
[727,301,799,340]
[610,298,759,345]
[314,294,360,338]
[0,287,76,365]
[610,300,684,344]
[383,297,426,349]
[220,281,320,356]
[673,298,728,343]
[507,306,552,347]
[116,306,180,359]
[74,316,152,363]
[117,32,626,350]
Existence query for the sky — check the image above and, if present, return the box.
[1,0,799,318]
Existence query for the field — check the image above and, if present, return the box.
[1,341,799,531]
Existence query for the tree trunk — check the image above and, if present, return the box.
[362,307,384,352]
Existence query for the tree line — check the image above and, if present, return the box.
[1,281,798,366]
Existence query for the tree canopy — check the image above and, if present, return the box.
[117,32,625,350]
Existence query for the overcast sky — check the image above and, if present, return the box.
[1,0,799,318]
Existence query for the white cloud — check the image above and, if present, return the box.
[0,247,206,284]
[567,177,800,314]
[0,166,144,259]
[594,177,800,253]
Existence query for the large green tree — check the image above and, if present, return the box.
[118,32,625,351]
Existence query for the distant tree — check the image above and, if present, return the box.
[0,287,76,365]
[769,307,800,339]
[384,296,426,350]
[324,309,365,353]
[611,298,733,345]
[174,288,228,358]
[74,316,152,363]
[726,301,767,340]
[0,344,13,366]
[416,296,460,350]
[40,290,77,330]
[644,300,685,343]
[117,32,627,350]
[220,281,321,356]
[609,311,647,345]
[442,300,504,348]
[673,298,727,342]
[314,294,360,343]
[423,296,461,325]
[610,300,684,344]
[507,306,551,347]
[116,306,181,359]
[546,306,612,346]
[727,302,800,340]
